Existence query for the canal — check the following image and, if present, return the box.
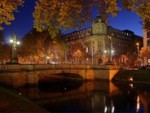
[17,80,150,113]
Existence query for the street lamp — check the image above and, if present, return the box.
[104,49,114,64]
[46,56,50,64]
[136,42,141,66]
[10,34,20,64]
[136,42,140,55]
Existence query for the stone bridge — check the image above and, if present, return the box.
[0,64,120,88]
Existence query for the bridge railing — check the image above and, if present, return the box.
[0,64,120,71]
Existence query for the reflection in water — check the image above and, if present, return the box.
[136,95,140,113]
[18,81,150,113]
[104,94,115,113]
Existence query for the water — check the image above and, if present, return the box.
[18,81,150,113]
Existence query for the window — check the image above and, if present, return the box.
[148,39,150,46]
[147,31,150,38]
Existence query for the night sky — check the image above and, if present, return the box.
[2,0,36,43]
[2,0,142,43]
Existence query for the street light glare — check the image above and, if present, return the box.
[108,36,111,39]
[136,42,139,46]
[104,50,107,53]
[10,34,20,64]
[111,50,114,53]
[10,39,13,43]
[17,41,20,45]
[46,56,50,59]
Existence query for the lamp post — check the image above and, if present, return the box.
[136,42,140,66]
[136,42,140,55]
[10,34,20,64]
[46,56,50,64]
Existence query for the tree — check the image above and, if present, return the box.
[140,47,150,58]
[19,28,47,63]
[0,0,23,30]
[44,34,68,63]
[33,0,150,38]
[121,0,150,30]
[136,2,150,30]
[1,0,150,37]
[19,28,67,64]
[0,31,4,45]
[0,44,11,63]
[33,0,122,38]
[0,31,5,61]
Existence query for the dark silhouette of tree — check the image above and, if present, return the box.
[0,44,11,63]
[0,32,8,62]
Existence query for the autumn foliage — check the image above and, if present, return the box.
[33,0,150,37]
[0,0,23,30]
[0,0,150,38]
[140,47,150,58]
[18,29,66,64]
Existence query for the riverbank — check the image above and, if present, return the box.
[0,85,48,113]
[112,69,150,85]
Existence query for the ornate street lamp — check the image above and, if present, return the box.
[10,34,20,64]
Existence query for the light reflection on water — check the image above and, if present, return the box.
[18,81,150,113]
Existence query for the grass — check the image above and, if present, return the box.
[0,85,49,113]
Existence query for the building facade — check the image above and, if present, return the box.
[64,16,143,65]
[143,29,150,65]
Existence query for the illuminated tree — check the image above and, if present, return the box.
[44,34,67,62]
[69,42,86,61]
[0,0,23,30]
[0,0,150,37]
[136,2,150,30]
[33,0,93,38]
[121,0,150,30]
[140,47,150,58]
[19,28,66,64]
[19,29,47,63]
[33,0,150,38]
[33,0,120,38]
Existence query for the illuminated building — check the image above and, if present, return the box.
[143,29,150,65]
[64,16,142,65]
